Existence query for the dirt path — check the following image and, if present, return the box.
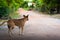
[0,8,60,40]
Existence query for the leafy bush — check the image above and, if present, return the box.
[33,0,60,14]
[0,7,10,18]
[0,0,24,19]
[9,12,20,19]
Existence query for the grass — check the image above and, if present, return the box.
[39,12,60,19]
[9,11,20,19]
[51,14,60,19]
[0,11,20,22]
[23,7,30,11]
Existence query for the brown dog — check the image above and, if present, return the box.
[0,15,29,36]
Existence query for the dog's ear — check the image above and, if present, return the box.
[23,15,25,17]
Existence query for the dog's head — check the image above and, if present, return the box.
[23,15,29,21]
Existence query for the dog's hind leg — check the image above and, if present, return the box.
[8,25,14,37]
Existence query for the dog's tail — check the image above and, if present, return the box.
[0,21,7,26]
[0,16,12,26]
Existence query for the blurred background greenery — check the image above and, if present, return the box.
[0,0,60,19]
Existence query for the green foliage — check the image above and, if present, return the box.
[21,1,28,8]
[33,0,47,12]
[0,7,10,18]
[0,0,7,7]
[0,0,24,19]
[9,12,20,19]
[33,0,60,14]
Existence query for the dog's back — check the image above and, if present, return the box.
[7,15,29,28]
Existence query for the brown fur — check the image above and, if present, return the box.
[0,15,29,36]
